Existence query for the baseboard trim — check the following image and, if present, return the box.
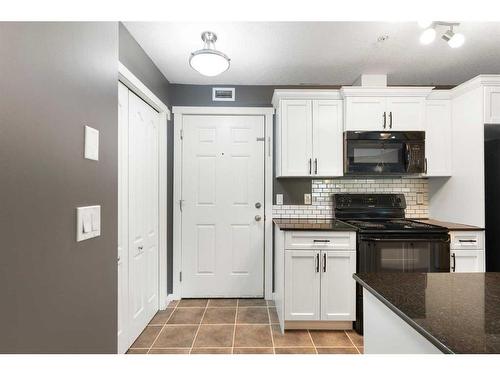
[285,320,353,330]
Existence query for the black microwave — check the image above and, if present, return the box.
[344,131,426,175]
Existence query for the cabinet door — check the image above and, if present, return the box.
[312,100,343,177]
[280,100,313,176]
[344,97,387,131]
[386,97,426,131]
[320,251,356,321]
[425,100,452,176]
[484,86,500,124]
[451,250,485,273]
[285,250,320,320]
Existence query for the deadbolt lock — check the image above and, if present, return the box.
[255,202,262,209]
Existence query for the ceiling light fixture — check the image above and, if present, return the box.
[189,31,230,77]
[418,21,465,48]
[419,27,437,45]
[442,28,466,48]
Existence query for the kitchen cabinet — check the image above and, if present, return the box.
[284,250,321,320]
[282,231,356,322]
[341,87,433,131]
[451,250,485,273]
[273,90,343,177]
[425,99,452,176]
[450,230,485,273]
[484,86,500,124]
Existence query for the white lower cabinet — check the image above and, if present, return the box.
[451,250,485,273]
[283,231,356,322]
[284,250,321,320]
[450,230,485,273]
[320,251,356,321]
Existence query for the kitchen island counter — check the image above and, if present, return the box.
[354,272,500,354]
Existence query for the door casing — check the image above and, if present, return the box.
[172,106,275,300]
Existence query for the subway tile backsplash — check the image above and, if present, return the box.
[272,178,429,219]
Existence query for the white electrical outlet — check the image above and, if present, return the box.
[276,194,283,205]
[304,193,312,205]
[417,192,424,205]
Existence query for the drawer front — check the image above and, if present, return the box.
[285,231,356,250]
[450,231,484,250]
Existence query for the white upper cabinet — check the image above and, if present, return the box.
[312,100,343,176]
[344,97,387,131]
[341,87,433,131]
[280,99,313,176]
[484,86,500,124]
[425,99,452,176]
[273,90,343,177]
[386,97,426,130]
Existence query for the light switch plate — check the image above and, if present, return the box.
[416,192,424,205]
[304,193,312,205]
[276,194,283,205]
[84,125,99,161]
[76,205,101,241]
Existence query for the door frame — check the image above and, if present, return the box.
[118,62,170,312]
[172,106,275,300]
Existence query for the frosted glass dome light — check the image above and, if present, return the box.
[189,31,230,77]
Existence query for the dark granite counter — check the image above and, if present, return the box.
[273,218,357,231]
[415,219,484,231]
[354,272,500,354]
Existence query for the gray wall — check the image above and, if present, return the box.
[118,23,174,293]
[0,22,118,353]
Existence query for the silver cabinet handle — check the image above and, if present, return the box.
[389,111,393,129]
[255,215,262,221]
[308,158,312,174]
[451,253,456,272]
[315,253,320,273]
[313,239,330,243]
[383,112,387,129]
[323,253,327,273]
[314,158,318,174]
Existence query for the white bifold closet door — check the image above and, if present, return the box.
[118,82,159,353]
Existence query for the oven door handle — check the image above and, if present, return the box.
[364,237,450,243]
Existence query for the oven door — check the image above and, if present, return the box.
[345,139,406,175]
[358,235,451,273]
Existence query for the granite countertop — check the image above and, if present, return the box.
[273,218,357,231]
[415,219,484,231]
[354,272,500,354]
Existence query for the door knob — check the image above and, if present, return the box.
[255,215,262,221]
[255,202,262,209]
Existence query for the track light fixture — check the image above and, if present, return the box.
[418,21,465,48]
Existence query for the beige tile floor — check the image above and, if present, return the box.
[126,298,364,354]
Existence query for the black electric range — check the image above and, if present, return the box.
[333,193,451,334]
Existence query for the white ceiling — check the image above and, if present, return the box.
[124,22,500,86]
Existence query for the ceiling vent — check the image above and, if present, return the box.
[212,87,235,101]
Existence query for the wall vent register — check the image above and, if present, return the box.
[212,87,235,101]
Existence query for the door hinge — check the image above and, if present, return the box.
[179,272,182,282]
[180,128,184,140]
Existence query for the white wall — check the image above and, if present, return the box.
[429,87,485,227]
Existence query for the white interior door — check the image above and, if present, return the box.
[181,114,265,297]
[118,83,160,353]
